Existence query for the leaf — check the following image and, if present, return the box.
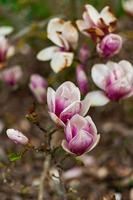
[8,152,22,162]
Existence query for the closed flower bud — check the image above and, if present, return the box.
[6,129,29,145]
[79,44,90,64]
[76,65,89,95]
[62,114,100,156]
[29,74,47,104]
[96,34,122,57]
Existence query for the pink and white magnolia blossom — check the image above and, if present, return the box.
[29,74,47,104]
[0,66,23,87]
[6,129,29,145]
[85,60,133,106]
[47,81,91,127]
[62,114,100,156]
[76,65,89,95]
[37,18,79,73]
[76,4,117,42]
[96,34,122,57]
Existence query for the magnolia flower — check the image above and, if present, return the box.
[62,114,100,156]
[86,60,133,106]
[123,0,133,17]
[96,34,122,57]
[76,65,89,95]
[0,36,15,64]
[0,26,13,36]
[76,4,117,42]
[79,44,90,64]
[29,74,47,103]
[47,81,91,126]
[0,66,23,87]
[37,18,78,73]
[6,129,29,145]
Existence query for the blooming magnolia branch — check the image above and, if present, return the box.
[2,3,133,199]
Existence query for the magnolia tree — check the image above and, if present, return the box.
[0,3,133,200]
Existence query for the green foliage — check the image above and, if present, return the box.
[8,152,22,162]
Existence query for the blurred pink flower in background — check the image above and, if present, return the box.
[6,129,29,145]
[85,60,133,106]
[62,114,100,156]
[96,34,122,57]
[37,18,79,73]
[0,66,23,87]
[79,44,90,64]
[76,4,117,42]
[0,36,15,64]
[29,74,47,104]
[47,81,91,126]
[76,65,89,95]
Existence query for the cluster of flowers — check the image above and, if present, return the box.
[6,4,133,157]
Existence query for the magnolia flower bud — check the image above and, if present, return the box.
[0,66,23,87]
[29,74,47,104]
[79,44,90,64]
[47,81,91,127]
[62,114,100,156]
[6,129,29,145]
[76,65,89,95]
[96,34,122,57]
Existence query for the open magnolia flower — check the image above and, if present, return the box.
[96,34,122,58]
[62,114,100,156]
[0,66,23,87]
[29,74,47,103]
[85,60,133,106]
[37,18,78,73]
[123,0,133,17]
[47,81,91,127]
[76,4,117,42]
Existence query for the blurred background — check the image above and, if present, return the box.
[0,0,133,200]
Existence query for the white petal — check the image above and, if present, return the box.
[62,21,79,49]
[85,4,99,25]
[91,63,110,90]
[47,18,65,47]
[0,26,14,36]
[69,114,87,131]
[85,91,110,106]
[49,112,65,127]
[56,81,81,102]
[79,96,91,116]
[76,20,90,37]
[118,60,133,74]
[100,6,117,25]
[50,52,73,73]
[47,87,56,112]
[37,46,59,61]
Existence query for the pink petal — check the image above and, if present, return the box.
[60,101,82,124]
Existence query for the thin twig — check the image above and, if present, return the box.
[38,154,51,200]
